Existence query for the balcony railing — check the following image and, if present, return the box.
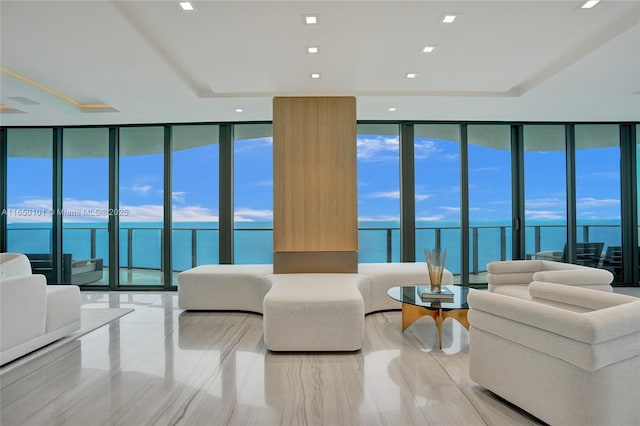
[7,223,625,276]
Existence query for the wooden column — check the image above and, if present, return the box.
[273,97,358,273]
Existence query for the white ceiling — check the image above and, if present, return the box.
[1,0,639,126]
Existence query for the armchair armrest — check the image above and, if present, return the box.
[0,274,48,351]
[529,281,634,310]
[532,269,613,288]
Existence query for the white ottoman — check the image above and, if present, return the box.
[178,264,273,312]
[263,274,366,351]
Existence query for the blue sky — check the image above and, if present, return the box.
[5,133,623,224]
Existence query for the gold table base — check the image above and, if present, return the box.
[401,303,470,349]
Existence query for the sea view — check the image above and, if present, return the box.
[7,219,623,276]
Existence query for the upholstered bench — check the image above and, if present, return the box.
[263,274,366,351]
[177,262,454,352]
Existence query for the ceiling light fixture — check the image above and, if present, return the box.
[307,46,319,54]
[179,2,194,11]
[235,108,244,113]
[422,46,436,53]
[304,15,318,24]
[442,14,457,23]
[388,107,397,112]
[406,73,417,79]
[311,73,321,79]
[581,0,600,8]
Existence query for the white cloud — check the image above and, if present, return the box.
[234,207,273,222]
[171,206,219,222]
[414,140,441,160]
[358,215,400,222]
[441,206,461,213]
[130,184,152,195]
[576,197,619,208]
[369,191,400,199]
[416,215,445,221]
[172,192,186,203]
[525,198,565,208]
[234,137,273,153]
[525,210,565,220]
[415,194,431,201]
[470,167,500,173]
[357,136,399,161]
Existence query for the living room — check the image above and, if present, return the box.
[1,1,640,425]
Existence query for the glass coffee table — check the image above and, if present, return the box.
[387,285,472,349]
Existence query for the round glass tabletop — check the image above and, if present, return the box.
[387,285,472,310]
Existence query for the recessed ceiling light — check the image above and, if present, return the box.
[311,73,321,79]
[442,14,457,23]
[235,108,244,113]
[388,107,397,112]
[304,15,318,25]
[581,0,600,8]
[307,46,319,54]
[179,2,194,11]
[406,73,417,79]
[422,46,436,53]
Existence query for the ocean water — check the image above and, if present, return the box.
[6,220,623,275]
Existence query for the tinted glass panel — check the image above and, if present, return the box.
[172,125,219,283]
[414,124,460,281]
[357,124,400,262]
[62,127,109,286]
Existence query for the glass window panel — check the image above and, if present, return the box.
[575,124,621,279]
[468,125,512,284]
[119,127,164,286]
[357,124,400,263]
[172,125,219,284]
[234,124,273,264]
[62,127,110,285]
[414,124,461,280]
[6,129,53,281]
[523,125,567,263]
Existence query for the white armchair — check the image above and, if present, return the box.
[1,253,81,365]
[468,282,640,426]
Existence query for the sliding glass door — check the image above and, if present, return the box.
[523,125,567,262]
[6,129,53,280]
[62,128,110,286]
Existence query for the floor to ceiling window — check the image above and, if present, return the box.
[119,127,165,286]
[414,124,461,280]
[62,128,110,285]
[356,124,400,262]
[6,129,53,264]
[467,125,512,283]
[233,124,273,264]
[575,124,622,280]
[171,125,219,284]
[523,125,567,263]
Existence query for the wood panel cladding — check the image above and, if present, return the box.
[273,97,357,272]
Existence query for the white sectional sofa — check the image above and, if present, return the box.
[178,262,454,351]
[468,282,640,426]
[0,253,81,365]
[487,259,613,299]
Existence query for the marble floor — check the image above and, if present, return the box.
[2,291,551,426]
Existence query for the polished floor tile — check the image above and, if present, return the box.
[1,292,544,426]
